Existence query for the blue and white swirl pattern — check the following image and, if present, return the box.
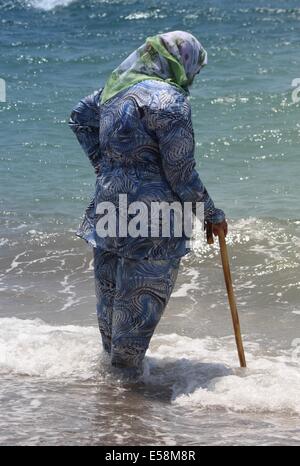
[69,79,225,260]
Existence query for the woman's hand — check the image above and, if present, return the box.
[212,219,228,238]
[206,219,228,244]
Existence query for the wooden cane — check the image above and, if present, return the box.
[206,223,247,368]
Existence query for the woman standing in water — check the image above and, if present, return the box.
[69,31,227,379]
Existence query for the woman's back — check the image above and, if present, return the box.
[97,79,189,205]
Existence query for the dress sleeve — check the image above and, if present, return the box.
[150,94,225,224]
[68,89,102,169]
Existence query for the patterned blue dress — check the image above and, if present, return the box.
[69,80,225,377]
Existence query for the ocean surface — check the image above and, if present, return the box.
[0,0,300,446]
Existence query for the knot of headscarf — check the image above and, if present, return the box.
[101,31,207,104]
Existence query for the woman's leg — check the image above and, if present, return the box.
[111,256,180,376]
[93,248,118,353]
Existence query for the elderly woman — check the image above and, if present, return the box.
[69,31,227,379]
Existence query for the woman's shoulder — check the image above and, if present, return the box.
[129,80,190,113]
[101,80,191,122]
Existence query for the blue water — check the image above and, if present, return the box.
[0,0,300,446]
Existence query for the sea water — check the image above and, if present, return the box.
[0,0,299,445]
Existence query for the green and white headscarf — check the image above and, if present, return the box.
[101,30,207,104]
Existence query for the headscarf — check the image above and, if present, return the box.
[100,31,207,104]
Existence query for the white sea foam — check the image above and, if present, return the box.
[172,268,199,298]
[26,0,76,10]
[0,317,99,379]
[148,334,300,414]
[192,216,300,265]
[1,318,299,414]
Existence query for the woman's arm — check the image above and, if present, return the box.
[151,94,225,224]
[68,89,102,171]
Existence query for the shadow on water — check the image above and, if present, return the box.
[101,357,233,404]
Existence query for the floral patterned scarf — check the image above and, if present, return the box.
[101,30,207,104]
